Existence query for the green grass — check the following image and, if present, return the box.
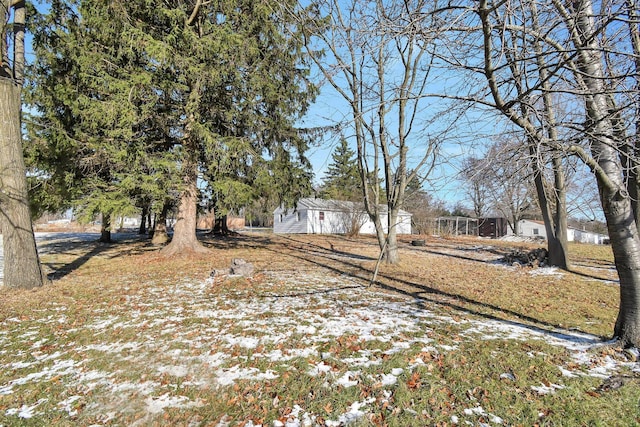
[0,233,638,426]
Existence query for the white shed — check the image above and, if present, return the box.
[516,219,547,239]
[567,227,609,245]
[273,198,412,235]
[516,219,608,244]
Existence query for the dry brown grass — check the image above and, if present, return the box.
[1,231,637,426]
[2,232,619,340]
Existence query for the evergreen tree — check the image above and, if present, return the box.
[26,1,173,243]
[27,1,316,253]
[320,138,360,201]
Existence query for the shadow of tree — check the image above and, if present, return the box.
[262,235,609,343]
[36,231,612,346]
[39,232,156,280]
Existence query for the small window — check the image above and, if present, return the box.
[296,212,300,222]
[319,211,325,221]
[279,214,283,223]
[533,228,539,235]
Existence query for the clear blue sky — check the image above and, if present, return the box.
[300,79,498,210]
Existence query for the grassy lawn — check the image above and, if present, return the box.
[0,231,638,426]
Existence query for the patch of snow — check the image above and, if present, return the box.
[197,352,229,368]
[531,383,565,395]
[296,325,317,334]
[86,316,121,331]
[58,395,82,417]
[336,371,359,388]
[8,359,78,388]
[528,267,563,277]
[308,361,333,376]
[499,372,516,381]
[340,355,381,367]
[438,344,458,351]
[490,413,505,424]
[78,341,143,354]
[9,361,37,369]
[558,366,578,377]
[215,365,278,386]
[5,398,48,419]
[157,365,189,377]
[145,393,199,414]
[325,399,374,426]
[379,372,399,386]
[464,406,486,416]
[223,335,261,349]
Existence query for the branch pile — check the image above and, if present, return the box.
[502,248,549,267]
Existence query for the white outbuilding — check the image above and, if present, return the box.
[273,198,412,235]
[515,219,608,244]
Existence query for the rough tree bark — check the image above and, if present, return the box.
[151,201,170,245]
[159,138,208,256]
[99,212,112,243]
[0,0,44,289]
[556,0,640,347]
[138,205,149,235]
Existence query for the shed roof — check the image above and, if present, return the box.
[279,198,411,216]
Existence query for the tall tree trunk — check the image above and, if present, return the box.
[151,202,169,245]
[626,0,640,233]
[99,212,112,243]
[525,1,570,269]
[560,0,640,346]
[0,80,44,289]
[550,156,570,268]
[385,207,400,264]
[147,211,154,236]
[160,140,207,256]
[138,205,149,235]
[213,214,229,235]
[529,146,570,269]
[0,0,43,289]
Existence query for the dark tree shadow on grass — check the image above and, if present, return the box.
[261,236,608,346]
[39,232,156,281]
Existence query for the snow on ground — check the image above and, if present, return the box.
[1,265,638,424]
[0,233,637,425]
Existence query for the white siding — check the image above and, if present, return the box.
[517,220,547,239]
[308,210,355,234]
[517,220,608,244]
[273,207,309,234]
[568,228,608,244]
[395,214,412,234]
[273,198,413,235]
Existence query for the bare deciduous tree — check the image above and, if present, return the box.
[298,0,446,263]
[440,0,640,346]
[463,139,538,234]
[554,0,640,347]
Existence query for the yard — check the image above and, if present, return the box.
[0,232,638,426]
